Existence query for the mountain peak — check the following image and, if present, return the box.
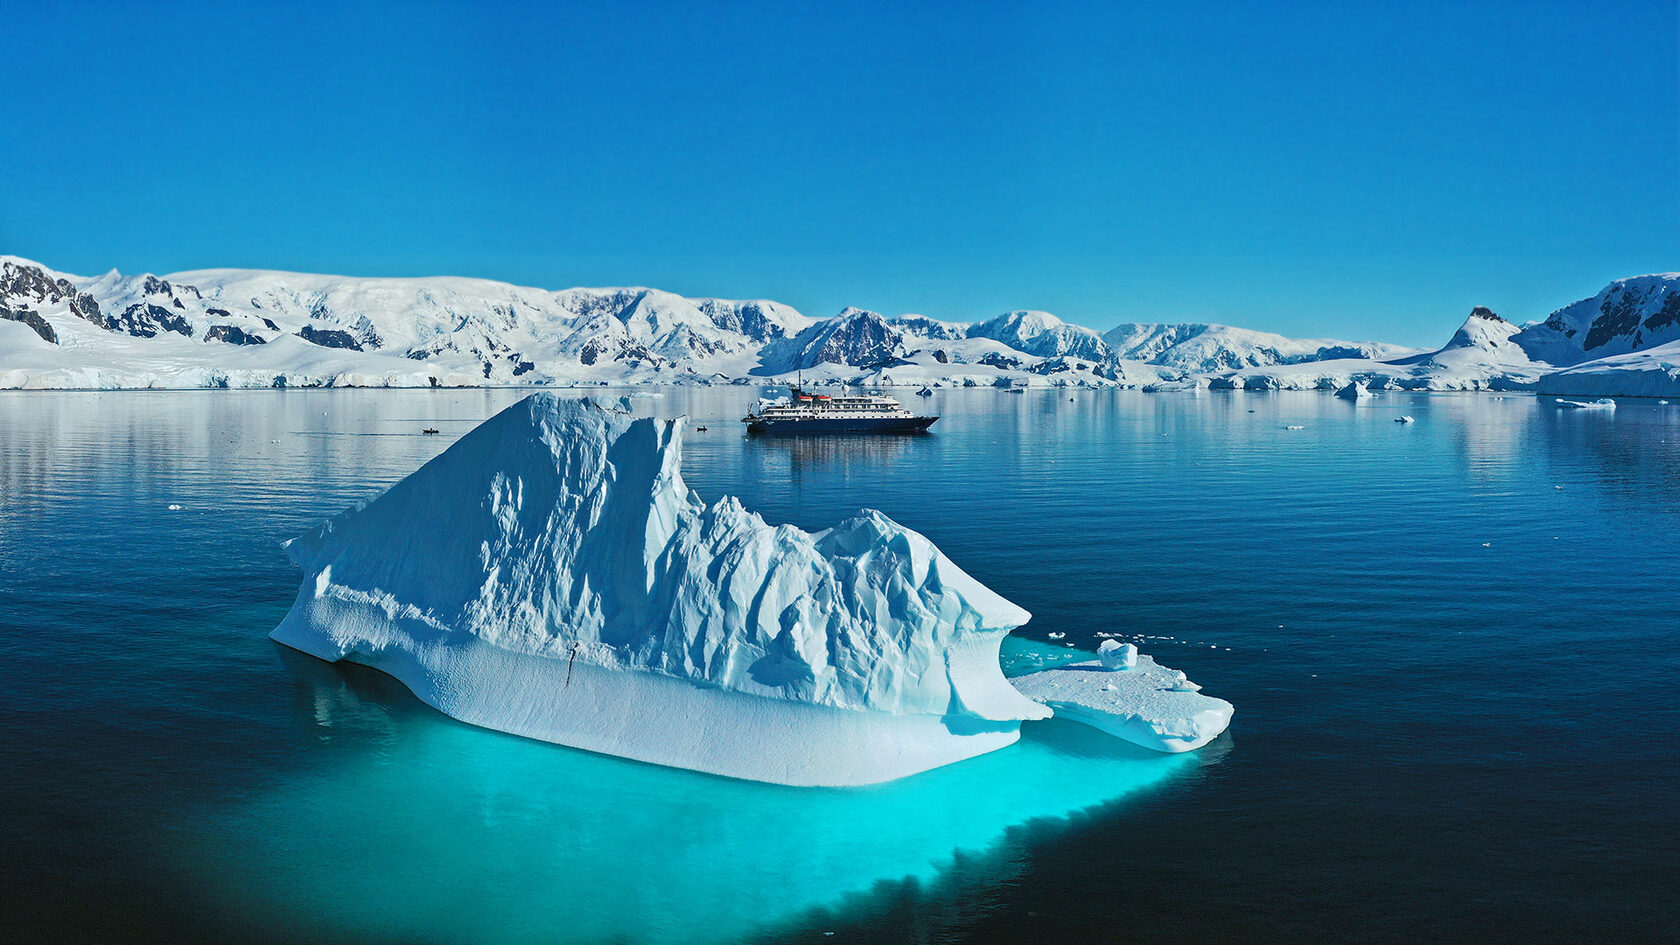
[1444,306,1521,352]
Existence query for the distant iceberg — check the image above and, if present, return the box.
[1334,380,1371,400]
[272,394,1050,786]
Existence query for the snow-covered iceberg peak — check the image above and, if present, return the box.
[273,394,1048,785]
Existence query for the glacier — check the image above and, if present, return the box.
[271,393,1053,786]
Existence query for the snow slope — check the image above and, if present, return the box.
[271,395,1051,785]
[7,253,1679,395]
[1199,307,1550,391]
[1536,338,1680,397]
[1104,322,1414,373]
[1516,273,1680,365]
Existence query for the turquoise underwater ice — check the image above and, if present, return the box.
[178,641,1206,945]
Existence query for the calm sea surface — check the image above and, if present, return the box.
[2,388,1676,944]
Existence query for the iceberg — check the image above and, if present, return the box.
[272,393,1050,786]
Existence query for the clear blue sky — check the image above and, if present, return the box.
[3,1,1675,344]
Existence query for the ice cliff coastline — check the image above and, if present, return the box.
[272,395,1229,784]
[4,254,1678,396]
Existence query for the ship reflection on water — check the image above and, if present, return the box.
[745,429,923,472]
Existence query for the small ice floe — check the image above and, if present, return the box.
[1284,424,1305,431]
[1010,645,1232,752]
[1555,398,1616,410]
[1395,416,1415,423]
[167,504,183,511]
[1047,632,1066,640]
[1482,542,1492,547]
[1661,400,1671,405]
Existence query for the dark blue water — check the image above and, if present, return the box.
[3,389,1676,944]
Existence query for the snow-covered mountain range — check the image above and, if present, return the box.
[2,254,1677,395]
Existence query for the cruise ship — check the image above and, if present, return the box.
[742,387,938,434]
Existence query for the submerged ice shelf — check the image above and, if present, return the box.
[1009,648,1234,753]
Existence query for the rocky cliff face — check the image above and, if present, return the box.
[1515,274,1680,366]
[0,258,106,342]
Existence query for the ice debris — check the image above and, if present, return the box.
[271,394,1050,786]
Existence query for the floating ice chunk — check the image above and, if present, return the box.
[1555,398,1616,410]
[1010,654,1232,752]
[1098,639,1136,670]
[1395,415,1414,423]
[272,395,1049,786]
[1284,424,1305,430]
[1047,632,1066,640]
[1335,380,1371,400]
[167,504,183,510]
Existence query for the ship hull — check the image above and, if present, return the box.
[745,415,938,435]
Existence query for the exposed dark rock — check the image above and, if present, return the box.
[1584,284,1647,351]
[115,302,194,338]
[1,260,108,331]
[979,352,1023,370]
[512,360,535,376]
[298,325,362,350]
[786,309,904,369]
[205,324,266,345]
[932,348,949,364]
[0,305,57,343]
[1643,290,1680,333]
[261,317,279,331]
[697,299,790,341]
